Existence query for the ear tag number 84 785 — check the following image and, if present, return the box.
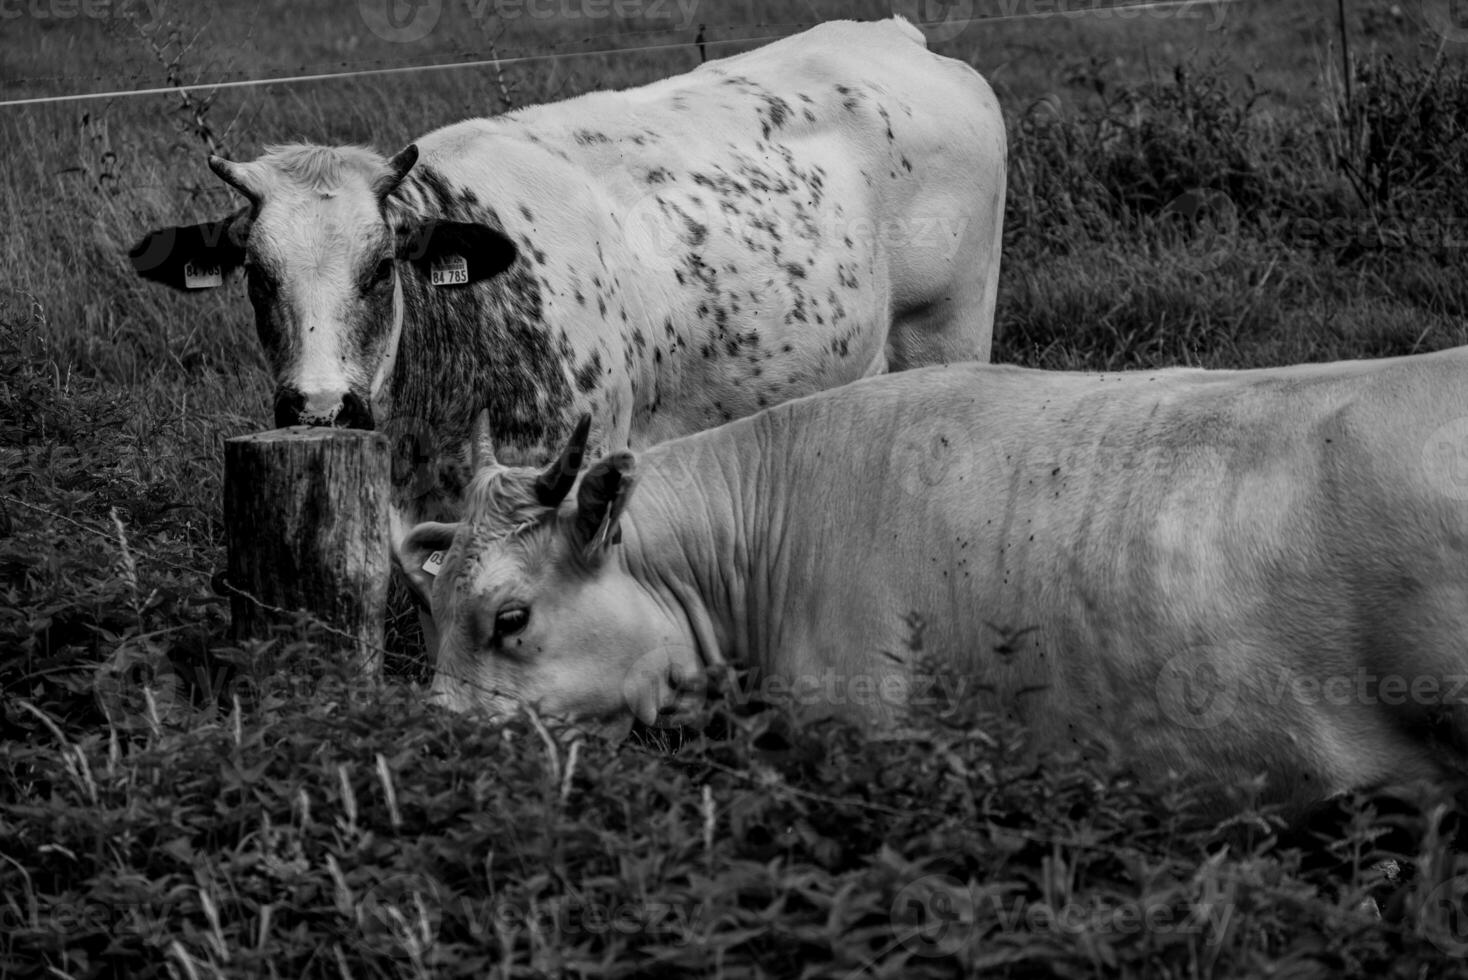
[430,256,469,287]
[184,262,223,289]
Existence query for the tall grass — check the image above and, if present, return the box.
[997,46,1468,369]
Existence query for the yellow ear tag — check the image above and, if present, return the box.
[422,551,447,576]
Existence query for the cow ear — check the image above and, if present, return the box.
[394,521,460,607]
[397,219,518,285]
[128,209,249,291]
[572,452,637,562]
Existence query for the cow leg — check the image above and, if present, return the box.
[886,187,1004,370]
[886,295,988,371]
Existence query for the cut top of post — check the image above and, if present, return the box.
[228,427,391,449]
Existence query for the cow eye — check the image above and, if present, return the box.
[495,607,530,638]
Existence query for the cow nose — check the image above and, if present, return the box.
[427,678,466,713]
[276,390,372,428]
[335,391,375,430]
[273,388,306,428]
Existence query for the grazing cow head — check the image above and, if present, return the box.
[396,412,689,735]
[129,144,519,429]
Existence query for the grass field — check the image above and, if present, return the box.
[8,0,1468,976]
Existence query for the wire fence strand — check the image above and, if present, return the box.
[0,0,1244,109]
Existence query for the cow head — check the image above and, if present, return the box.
[395,413,698,734]
[129,144,519,429]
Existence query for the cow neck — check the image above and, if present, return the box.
[387,271,458,431]
[620,440,759,679]
[379,189,499,454]
[386,243,572,465]
[386,260,542,468]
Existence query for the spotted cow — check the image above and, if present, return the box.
[400,350,1468,816]
[130,17,1006,524]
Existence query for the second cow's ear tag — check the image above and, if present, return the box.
[184,261,223,289]
[430,255,468,287]
[422,550,447,576]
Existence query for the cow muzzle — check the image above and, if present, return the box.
[427,679,467,714]
[273,388,374,430]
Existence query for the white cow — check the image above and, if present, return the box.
[399,350,1468,816]
[130,17,1005,525]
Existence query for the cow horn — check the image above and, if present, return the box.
[376,144,419,201]
[535,415,592,507]
[470,409,498,473]
[208,156,263,209]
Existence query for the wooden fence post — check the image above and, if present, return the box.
[223,428,392,673]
